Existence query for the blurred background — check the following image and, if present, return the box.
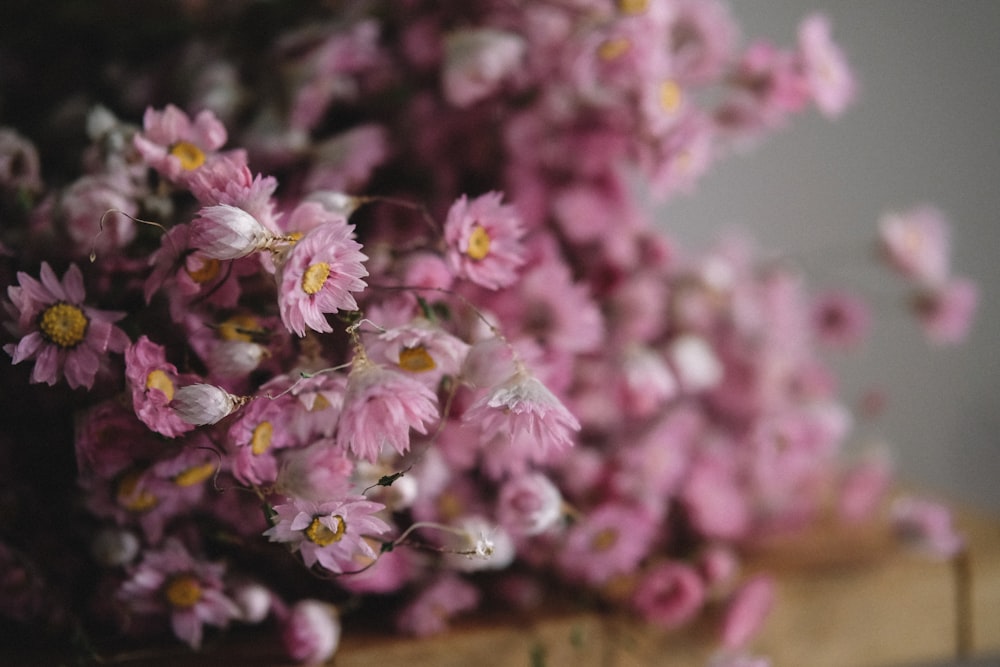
[663,1,1000,513]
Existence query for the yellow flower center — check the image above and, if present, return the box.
[164,573,203,609]
[466,225,491,261]
[250,421,273,456]
[306,515,346,546]
[174,462,216,487]
[38,302,89,348]
[117,470,158,513]
[145,369,175,401]
[618,0,649,14]
[169,141,206,171]
[591,527,619,552]
[598,37,631,62]
[659,80,683,113]
[301,262,330,295]
[185,256,221,284]
[217,314,262,342]
[398,345,437,373]
[309,394,331,412]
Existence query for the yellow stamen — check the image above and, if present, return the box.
[659,80,683,114]
[618,0,648,14]
[169,141,206,171]
[591,527,619,552]
[466,225,491,261]
[117,470,158,513]
[38,302,89,348]
[145,369,175,401]
[598,37,631,62]
[174,462,216,487]
[310,394,331,412]
[398,345,437,373]
[164,574,203,608]
[217,314,262,342]
[301,262,330,295]
[185,256,220,284]
[250,421,273,456]
[436,492,463,522]
[306,515,346,546]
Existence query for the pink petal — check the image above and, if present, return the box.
[62,263,86,303]
[38,262,67,301]
[10,331,44,364]
[30,344,61,386]
[65,346,100,389]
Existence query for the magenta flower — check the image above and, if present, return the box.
[336,357,439,463]
[276,206,368,336]
[118,539,240,649]
[631,561,706,630]
[444,191,525,290]
[125,335,197,438]
[4,262,128,389]
[809,290,871,349]
[133,104,231,182]
[263,496,390,574]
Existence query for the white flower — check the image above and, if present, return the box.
[172,383,245,425]
[190,204,276,260]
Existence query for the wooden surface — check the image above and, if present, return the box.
[9,503,999,667]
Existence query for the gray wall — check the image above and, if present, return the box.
[662,2,1000,512]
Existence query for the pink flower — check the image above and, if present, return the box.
[281,600,341,664]
[336,357,439,463]
[496,472,563,536]
[797,14,856,118]
[395,574,480,637]
[4,262,128,389]
[810,290,871,349]
[133,104,232,182]
[263,496,390,574]
[913,277,978,345]
[557,501,658,586]
[891,496,965,559]
[276,205,368,336]
[463,367,580,477]
[125,336,198,438]
[118,539,239,649]
[878,205,951,285]
[444,191,525,290]
[442,28,526,108]
[721,575,774,649]
[189,204,278,260]
[632,561,706,629]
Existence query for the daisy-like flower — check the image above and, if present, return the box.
[4,262,128,389]
[443,191,525,290]
[463,366,580,477]
[125,335,198,437]
[263,496,390,574]
[118,539,240,649]
[276,205,368,337]
[336,356,439,463]
[132,104,232,183]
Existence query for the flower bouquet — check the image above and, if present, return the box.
[0,1,977,665]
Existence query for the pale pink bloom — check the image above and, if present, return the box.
[891,496,965,559]
[667,0,738,83]
[718,41,809,132]
[395,575,480,637]
[263,496,390,574]
[398,251,455,290]
[442,28,526,107]
[444,191,526,290]
[878,205,951,285]
[497,472,563,536]
[275,440,354,503]
[810,290,871,349]
[133,104,232,182]
[172,383,245,425]
[336,543,416,595]
[619,345,678,419]
[61,173,139,256]
[189,204,277,260]
[276,207,368,336]
[913,277,978,345]
[304,124,390,193]
[336,358,439,463]
[118,539,239,649]
[463,367,580,477]
[4,262,128,389]
[682,455,750,541]
[230,581,273,624]
[669,333,724,393]
[721,575,774,649]
[632,561,705,629]
[188,153,281,229]
[206,339,268,379]
[365,318,471,389]
[797,13,856,118]
[0,127,42,192]
[557,502,658,586]
[227,395,300,486]
[124,335,197,438]
[698,545,740,592]
[281,599,341,664]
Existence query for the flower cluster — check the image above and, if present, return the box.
[0,1,975,664]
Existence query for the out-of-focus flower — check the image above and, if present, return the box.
[444,191,525,290]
